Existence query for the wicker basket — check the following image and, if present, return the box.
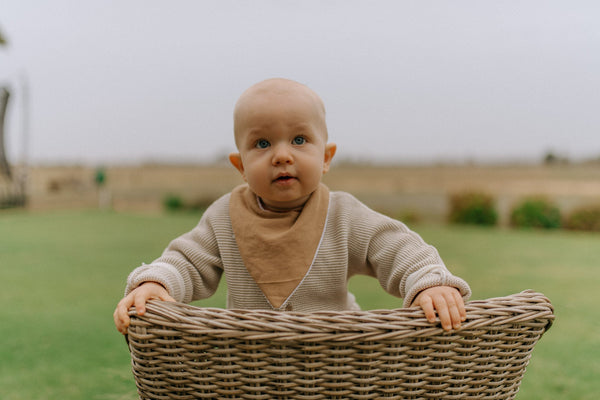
[127,290,554,400]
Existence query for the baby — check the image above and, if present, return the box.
[114,78,470,334]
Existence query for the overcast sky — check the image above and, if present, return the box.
[1,1,599,165]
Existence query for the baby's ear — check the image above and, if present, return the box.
[229,153,246,180]
[322,143,337,173]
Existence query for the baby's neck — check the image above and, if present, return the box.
[257,197,304,213]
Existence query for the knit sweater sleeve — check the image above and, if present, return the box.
[338,192,471,307]
[124,195,227,303]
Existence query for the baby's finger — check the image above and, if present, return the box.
[453,290,467,321]
[445,294,462,330]
[118,315,130,334]
[134,294,147,316]
[432,295,452,331]
[419,294,437,323]
[114,301,131,335]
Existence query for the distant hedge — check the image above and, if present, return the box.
[162,193,216,212]
[565,205,600,231]
[510,198,561,229]
[448,192,498,226]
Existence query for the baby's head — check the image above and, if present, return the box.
[229,78,336,211]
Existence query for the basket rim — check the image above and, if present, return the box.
[127,290,554,341]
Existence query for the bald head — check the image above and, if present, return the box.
[233,78,328,147]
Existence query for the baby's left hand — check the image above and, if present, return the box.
[412,286,466,331]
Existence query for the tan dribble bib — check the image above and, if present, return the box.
[229,184,330,309]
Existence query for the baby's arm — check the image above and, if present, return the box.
[339,192,470,330]
[114,195,228,335]
[412,285,466,331]
[113,282,175,334]
[358,220,470,329]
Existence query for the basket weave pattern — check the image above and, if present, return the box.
[127,290,553,399]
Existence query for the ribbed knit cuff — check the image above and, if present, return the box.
[402,265,471,308]
[125,262,187,302]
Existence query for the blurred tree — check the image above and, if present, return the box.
[0,27,7,46]
[543,151,569,165]
[1,26,10,177]
[0,88,10,178]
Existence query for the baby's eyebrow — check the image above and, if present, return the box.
[288,123,317,136]
[289,122,311,130]
[245,129,267,141]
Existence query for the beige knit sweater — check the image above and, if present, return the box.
[126,189,471,311]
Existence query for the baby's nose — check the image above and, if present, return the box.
[272,144,293,164]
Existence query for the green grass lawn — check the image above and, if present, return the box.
[1,210,598,399]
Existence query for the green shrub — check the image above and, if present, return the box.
[163,194,184,211]
[510,198,561,229]
[565,205,600,231]
[94,168,106,186]
[448,192,498,226]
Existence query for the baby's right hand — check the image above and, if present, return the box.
[113,282,176,335]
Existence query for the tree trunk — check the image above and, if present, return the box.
[0,87,11,179]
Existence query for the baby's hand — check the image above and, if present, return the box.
[113,282,175,335]
[412,286,466,331]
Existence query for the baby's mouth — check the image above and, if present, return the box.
[274,175,296,182]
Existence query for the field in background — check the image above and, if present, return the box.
[21,162,600,225]
[1,210,599,399]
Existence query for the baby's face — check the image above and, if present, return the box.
[230,84,335,211]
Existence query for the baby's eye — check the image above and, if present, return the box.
[292,136,306,145]
[255,139,270,149]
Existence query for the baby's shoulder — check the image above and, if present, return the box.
[330,190,361,205]
[328,190,404,228]
[329,190,370,211]
[328,190,378,221]
[194,192,232,227]
[206,192,232,213]
[195,191,229,215]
